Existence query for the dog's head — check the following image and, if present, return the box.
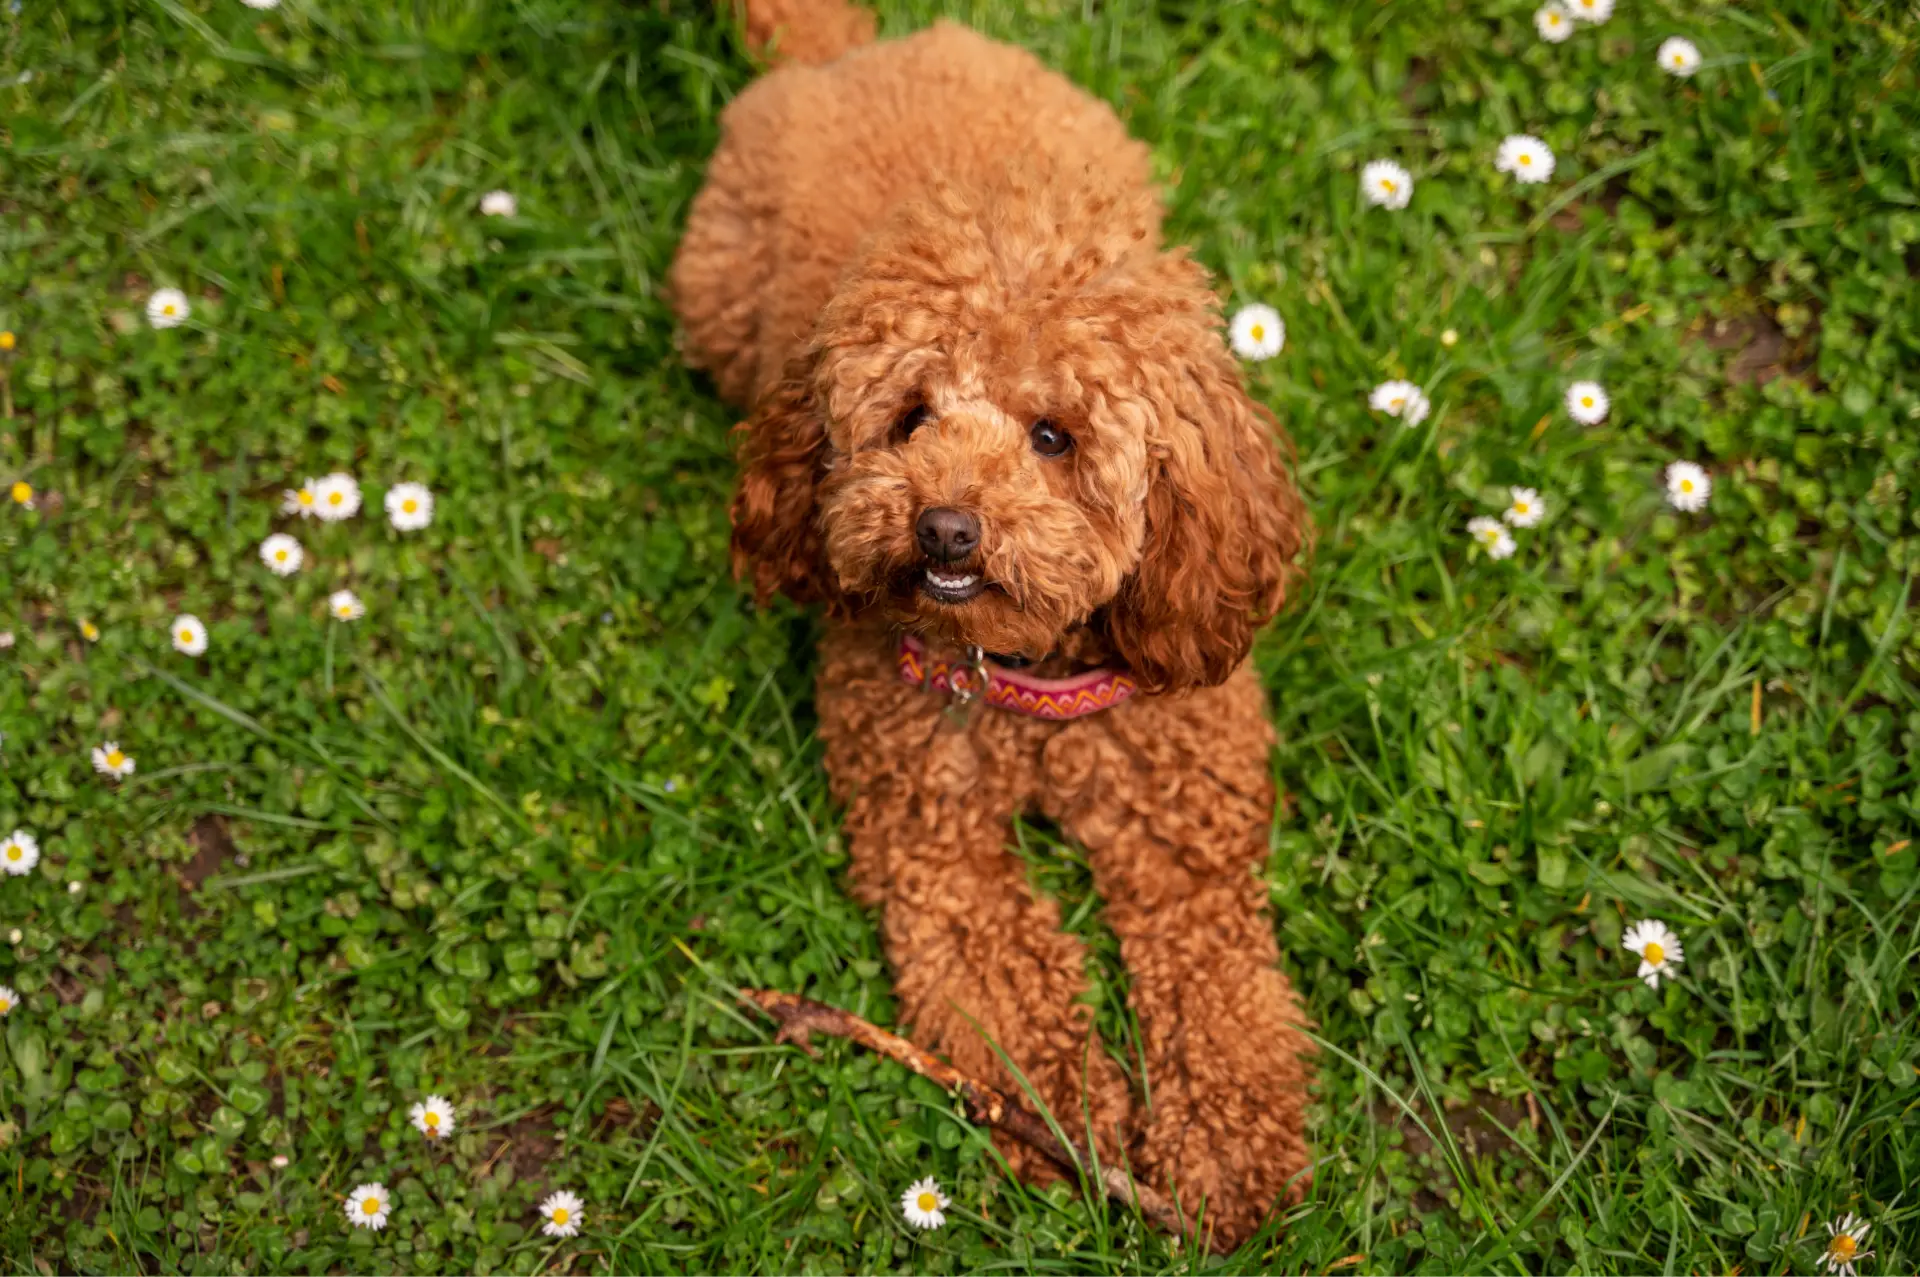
[729,175,1307,693]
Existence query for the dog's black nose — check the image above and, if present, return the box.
[915,507,980,563]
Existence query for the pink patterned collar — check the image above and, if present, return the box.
[897,633,1138,721]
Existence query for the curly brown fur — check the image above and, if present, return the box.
[671,2,1313,1250]
[732,0,874,65]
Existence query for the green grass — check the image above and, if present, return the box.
[2,0,1918,1271]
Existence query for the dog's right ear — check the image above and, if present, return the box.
[730,369,831,605]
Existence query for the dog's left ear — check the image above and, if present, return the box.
[1103,329,1309,694]
[730,362,833,605]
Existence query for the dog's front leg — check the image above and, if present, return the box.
[818,644,1134,1177]
[856,794,1132,1177]
[1045,669,1313,1250]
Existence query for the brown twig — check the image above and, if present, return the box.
[739,988,1187,1238]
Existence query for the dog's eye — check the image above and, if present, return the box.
[895,404,932,440]
[1029,419,1073,458]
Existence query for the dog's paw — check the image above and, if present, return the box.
[899,952,1136,1181]
[953,1020,1136,1182]
[1134,976,1312,1249]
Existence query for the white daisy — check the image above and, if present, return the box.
[1495,134,1556,184]
[1360,160,1414,210]
[68,881,83,895]
[1467,516,1517,561]
[1666,461,1712,512]
[480,190,518,218]
[1567,0,1612,21]
[1368,380,1431,427]
[0,985,16,1016]
[281,478,321,519]
[329,590,366,622]
[1504,487,1545,528]
[538,1190,585,1238]
[271,1154,290,1169]
[1657,37,1701,78]
[900,1176,950,1231]
[345,1182,392,1230]
[312,473,362,522]
[171,614,209,656]
[6,930,18,945]
[242,0,281,8]
[1534,4,1574,42]
[260,533,304,576]
[1229,304,1285,361]
[1821,1214,1874,1277]
[91,741,135,780]
[1622,919,1684,988]
[409,1095,456,1141]
[385,482,434,531]
[1565,381,1609,424]
[1,829,38,875]
[146,288,191,329]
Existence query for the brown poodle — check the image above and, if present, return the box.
[670,0,1313,1248]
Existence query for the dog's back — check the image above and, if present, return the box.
[670,8,1153,408]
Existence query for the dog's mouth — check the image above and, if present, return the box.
[919,564,988,604]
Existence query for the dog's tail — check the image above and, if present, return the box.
[733,0,874,65]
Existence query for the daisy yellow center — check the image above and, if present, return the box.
[1643,941,1665,964]
[362,1198,381,1216]
[5,846,19,861]
[1481,529,1499,544]
[9,482,28,504]
[82,623,98,639]
[328,492,344,506]
[1382,179,1397,193]
[1581,396,1594,407]
[1389,396,1404,409]
[551,1207,570,1225]
[1673,53,1686,64]
[1519,154,1533,166]
[298,491,314,506]
[0,997,11,1011]
[0,331,14,350]
[402,499,418,513]
[1830,1236,1857,1261]
[107,750,125,768]
[1679,479,1695,493]
[1250,324,1265,341]
[275,549,288,561]
[1514,502,1530,515]
[179,628,194,642]
[337,604,352,616]
[424,1112,440,1129]
[916,1192,938,1211]
[1548,15,1561,25]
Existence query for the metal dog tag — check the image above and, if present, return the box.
[941,646,990,730]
